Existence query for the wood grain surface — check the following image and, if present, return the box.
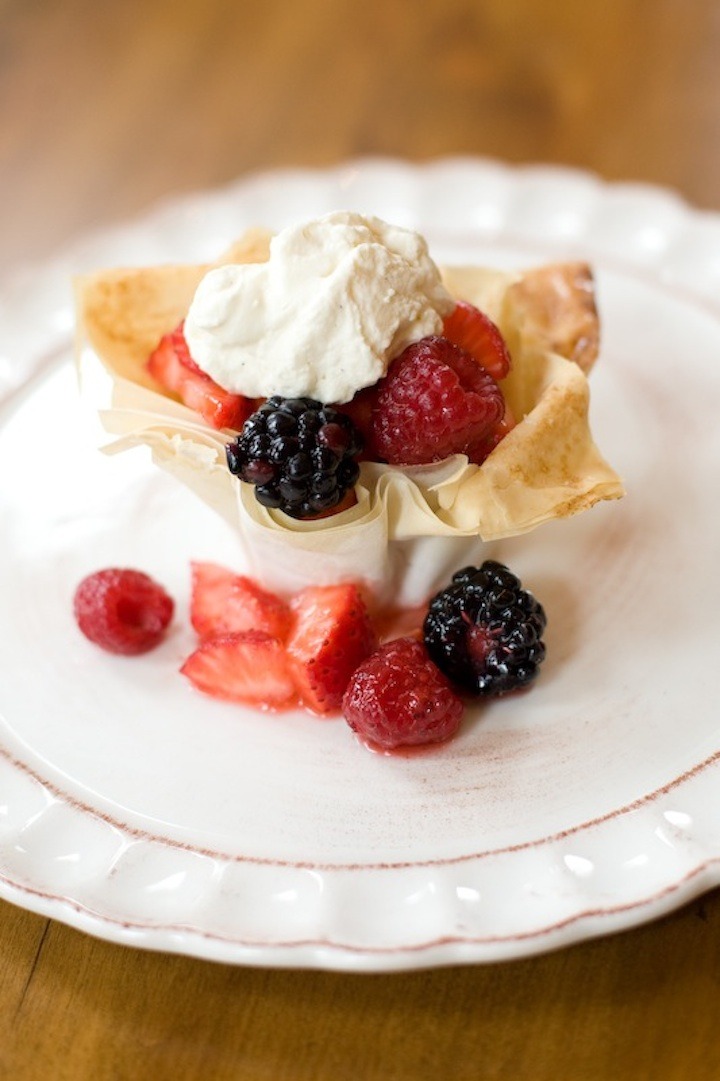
[2,1,720,1078]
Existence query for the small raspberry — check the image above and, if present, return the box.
[370,337,505,465]
[73,568,174,655]
[342,637,464,751]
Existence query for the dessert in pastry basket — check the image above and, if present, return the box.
[73,211,623,750]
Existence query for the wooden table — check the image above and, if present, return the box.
[3,1,720,1077]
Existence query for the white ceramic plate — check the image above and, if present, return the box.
[2,158,720,971]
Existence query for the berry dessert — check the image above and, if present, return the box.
[72,210,624,750]
[75,211,622,608]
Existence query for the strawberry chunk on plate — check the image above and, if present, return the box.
[147,322,254,431]
[181,631,296,708]
[190,561,292,641]
[287,583,377,715]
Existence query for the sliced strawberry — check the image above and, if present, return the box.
[442,301,512,381]
[147,322,255,431]
[180,631,296,707]
[286,583,377,715]
[190,561,292,641]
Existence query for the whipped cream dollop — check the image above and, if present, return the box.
[183,211,455,404]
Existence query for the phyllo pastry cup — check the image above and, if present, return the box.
[74,231,623,606]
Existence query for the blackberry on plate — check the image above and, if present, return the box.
[226,396,363,519]
[423,560,547,696]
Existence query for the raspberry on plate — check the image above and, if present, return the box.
[370,336,506,465]
[73,568,174,655]
[342,637,465,751]
[423,561,547,696]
